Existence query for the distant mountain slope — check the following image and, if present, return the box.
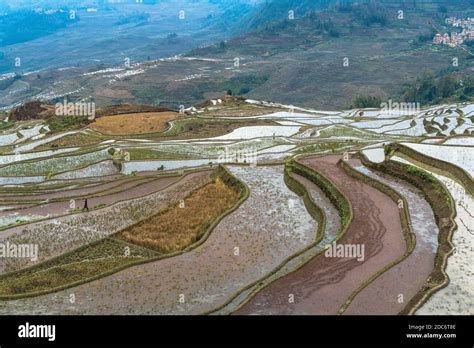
[1,0,473,110]
[235,0,474,32]
[0,0,255,74]
[237,0,336,32]
[182,0,474,109]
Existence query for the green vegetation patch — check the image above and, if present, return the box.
[0,149,110,177]
[46,116,91,133]
[401,74,474,106]
[296,141,354,154]
[126,148,196,161]
[0,120,14,131]
[36,132,103,150]
[289,160,351,229]
[0,238,159,298]
[318,125,400,141]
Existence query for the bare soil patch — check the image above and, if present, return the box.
[9,102,54,121]
[96,88,134,99]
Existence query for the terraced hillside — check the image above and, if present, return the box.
[0,99,472,315]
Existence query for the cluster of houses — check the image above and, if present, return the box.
[433,17,474,47]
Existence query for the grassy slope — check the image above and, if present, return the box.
[2,2,473,111]
[185,2,474,109]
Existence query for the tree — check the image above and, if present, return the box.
[438,5,448,13]
[227,89,233,96]
[238,86,251,95]
[328,29,340,37]
[353,95,382,108]
[437,76,457,98]
[401,73,436,104]
[463,77,474,95]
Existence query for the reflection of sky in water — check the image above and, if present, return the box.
[307,184,340,248]
[122,159,212,174]
[403,143,474,178]
[214,167,337,315]
[0,176,45,186]
[417,172,474,314]
[391,157,474,315]
[228,165,315,245]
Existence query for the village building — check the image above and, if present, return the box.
[434,16,474,47]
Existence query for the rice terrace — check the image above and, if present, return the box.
[0,96,472,316]
[0,1,473,335]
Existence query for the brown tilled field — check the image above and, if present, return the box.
[116,178,241,253]
[90,112,179,135]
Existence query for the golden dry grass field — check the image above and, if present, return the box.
[116,178,241,253]
[90,112,179,135]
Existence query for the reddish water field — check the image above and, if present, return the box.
[236,155,406,314]
[0,176,181,219]
[343,160,438,314]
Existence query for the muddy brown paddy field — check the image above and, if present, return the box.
[0,165,317,315]
[236,155,406,315]
[0,175,158,202]
[342,160,439,314]
[0,171,212,274]
[210,170,341,315]
[0,175,182,220]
